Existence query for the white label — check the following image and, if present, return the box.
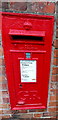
[20,60,36,82]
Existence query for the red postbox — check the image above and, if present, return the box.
[2,12,54,110]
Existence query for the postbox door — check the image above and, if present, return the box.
[11,51,46,109]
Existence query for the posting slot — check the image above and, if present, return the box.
[9,29,45,44]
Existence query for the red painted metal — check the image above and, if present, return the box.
[9,29,45,37]
[2,12,54,110]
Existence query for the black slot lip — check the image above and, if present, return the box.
[11,35,44,41]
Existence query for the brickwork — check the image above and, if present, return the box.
[0,1,58,119]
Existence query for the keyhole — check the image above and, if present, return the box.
[20,84,22,88]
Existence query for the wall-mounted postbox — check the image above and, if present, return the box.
[2,12,54,110]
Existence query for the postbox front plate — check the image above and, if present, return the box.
[2,12,54,110]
